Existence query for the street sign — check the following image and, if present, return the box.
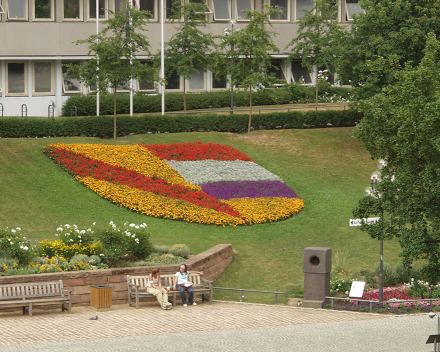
[349,217,380,227]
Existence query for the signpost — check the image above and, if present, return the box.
[349,217,380,227]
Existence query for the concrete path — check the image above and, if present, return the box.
[0,301,436,351]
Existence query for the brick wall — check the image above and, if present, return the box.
[0,244,233,306]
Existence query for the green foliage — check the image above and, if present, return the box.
[88,254,102,265]
[0,228,34,266]
[0,109,360,138]
[94,222,153,266]
[330,273,354,296]
[0,256,18,273]
[125,253,186,267]
[170,244,190,258]
[353,34,440,286]
[286,0,347,104]
[338,0,440,100]
[374,262,398,287]
[56,224,94,245]
[153,245,170,254]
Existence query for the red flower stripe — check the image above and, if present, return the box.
[43,146,243,218]
[141,141,254,161]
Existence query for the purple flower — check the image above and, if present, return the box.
[200,180,299,200]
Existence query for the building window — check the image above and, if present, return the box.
[34,62,54,95]
[190,0,212,13]
[236,0,252,21]
[269,0,289,21]
[268,59,286,83]
[7,0,28,20]
[291,60,312,84]
[139,0,156,19]
[88,0,107,20]
[345,0,363,21]
[63,0,82,20]
[189,69,205,90]
[33,0,54,20]
[166,70,181,90]
[63,62,82,94]
[116,80,131,91]
[212,73,227,89]
[213,0,230,20]
[166,0,179,19]
[0,4,5,14]
[328,0,339,21]
[6,62,27,96]
[295,0,313,21]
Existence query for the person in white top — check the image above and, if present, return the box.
[173,264,203,307]
[147,268,172,310]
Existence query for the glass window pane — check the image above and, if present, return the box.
[64,0,81,18]
[9,0,26,19]
[0,5,5,14]
[8,63,26,94]
[35,63,52,93]
[213,0,229,20]
[139,0,155,18]
[236,0,251,20]
[346,0,363,20]
[35,0,52,19]
[139,79,154,90]
[268,60,285,81]
[63,63,81,92]
[212,73,227,89]
[117,81,131,90]
[90,0,105,19]
[270,0,288,20]
[291,61,311,84]
[166,0,179,19]
[166,70,180,89]
[115,0,127,13]
[189,70,204,90]
[296,0,313,20]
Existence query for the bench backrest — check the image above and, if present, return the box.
[127,273,203,291]
[0,280,65,301]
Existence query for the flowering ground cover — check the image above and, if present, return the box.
[43,142,305,226]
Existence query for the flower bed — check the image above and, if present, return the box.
[43,142,305,226]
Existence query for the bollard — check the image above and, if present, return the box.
[302,247,331,308]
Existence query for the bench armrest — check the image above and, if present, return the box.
[64,290,72,298]
[201,277,213,288]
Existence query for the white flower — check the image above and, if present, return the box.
[23,246,28,251]
[129,223,135,227]
[7,238,10,241]
[135,238,139,244]
[64,224,70,228]
[56,227,63,232]
[9,242,13,245]
[99,254,104,257]
[80,230,85,234]
[11,229,16,233]
[78,235,81,238]
[70,239,73,242]
[135,226,139,229]
[92,222,96,225]
[16,227,21,231]
[109,221,114,225]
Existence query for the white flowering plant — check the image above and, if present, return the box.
[0,227,34,265]
[93,222,152,266]
[55,223,95,245]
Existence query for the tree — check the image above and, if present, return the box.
[286,0,347,105]
[338,0,440,100]
[352,33,440,287]
[66,6,156,139]
[164,2,216,112]
[217,4,280,134]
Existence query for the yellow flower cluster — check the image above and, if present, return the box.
[224,197,305,225]
[78,176,247,226]
[38,264,63,273]
[49,143,200,191]
[37,239,102,259]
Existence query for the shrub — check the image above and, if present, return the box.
[55,224,95,245]
[94,222,153,266]
[39,264,63,273]
[69,254,89,265]
[153,245,170,255]
[170,244,190,258]
[0,256,18,272]
[35,239,102,261]
[0,228,34,266]
[374,262,399,286]
[88,254,101,265]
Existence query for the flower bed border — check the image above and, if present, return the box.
[0,244,233,306]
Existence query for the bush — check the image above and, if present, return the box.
[0,228,34,266]
[374,262,399,287]
[35,239,102,261]
[88,254,101,265]
[153,245,170,255]
[55,224,95,245]
[0,256,18,272]
[94,222,153,266]
[169,244,190,258]
[0,109,362,138]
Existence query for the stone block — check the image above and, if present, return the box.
[69,278,85,286]
[108,275,122,283]
[73,285,91,295]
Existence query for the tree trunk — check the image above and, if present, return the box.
[113,88,117,140]
[247,84,252,135]
[315,65,319,106]
[183,79,187,112]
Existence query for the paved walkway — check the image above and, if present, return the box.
[0,301,436,351]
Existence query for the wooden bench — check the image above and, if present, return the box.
[127,273,213,309]
[0,280,72,317]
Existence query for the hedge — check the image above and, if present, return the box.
[0,109,362,138]
[61,86,349,117]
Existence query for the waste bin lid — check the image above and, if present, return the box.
[91,285,111,288]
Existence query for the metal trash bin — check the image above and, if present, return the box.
[90,285,112,309]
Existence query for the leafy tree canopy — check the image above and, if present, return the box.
[338,0,440,100]
[353,33,440,285]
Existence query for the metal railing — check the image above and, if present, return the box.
[21,104,27,118]
[326,296,440,312]
[213,287,284,304]
[165,104,349,116]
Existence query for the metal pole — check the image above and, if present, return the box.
[161,0,165,116]
[129,0,133,117]
[96,0,100,117]
[379,240,383,306]
[230,21,234,115]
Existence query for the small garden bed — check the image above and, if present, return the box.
[0,223,188,276]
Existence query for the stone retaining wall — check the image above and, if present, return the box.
[0,244,233,305]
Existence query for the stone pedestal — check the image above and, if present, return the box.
[302,247,331,308]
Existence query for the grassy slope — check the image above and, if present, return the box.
[0,128,402,303]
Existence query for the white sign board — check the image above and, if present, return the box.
[349,281,366,298]
[349,217,380,227]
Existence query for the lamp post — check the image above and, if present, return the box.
[224,20,235,115]
[365,160,387,307]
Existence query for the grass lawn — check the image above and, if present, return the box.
[0,127,402,304]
